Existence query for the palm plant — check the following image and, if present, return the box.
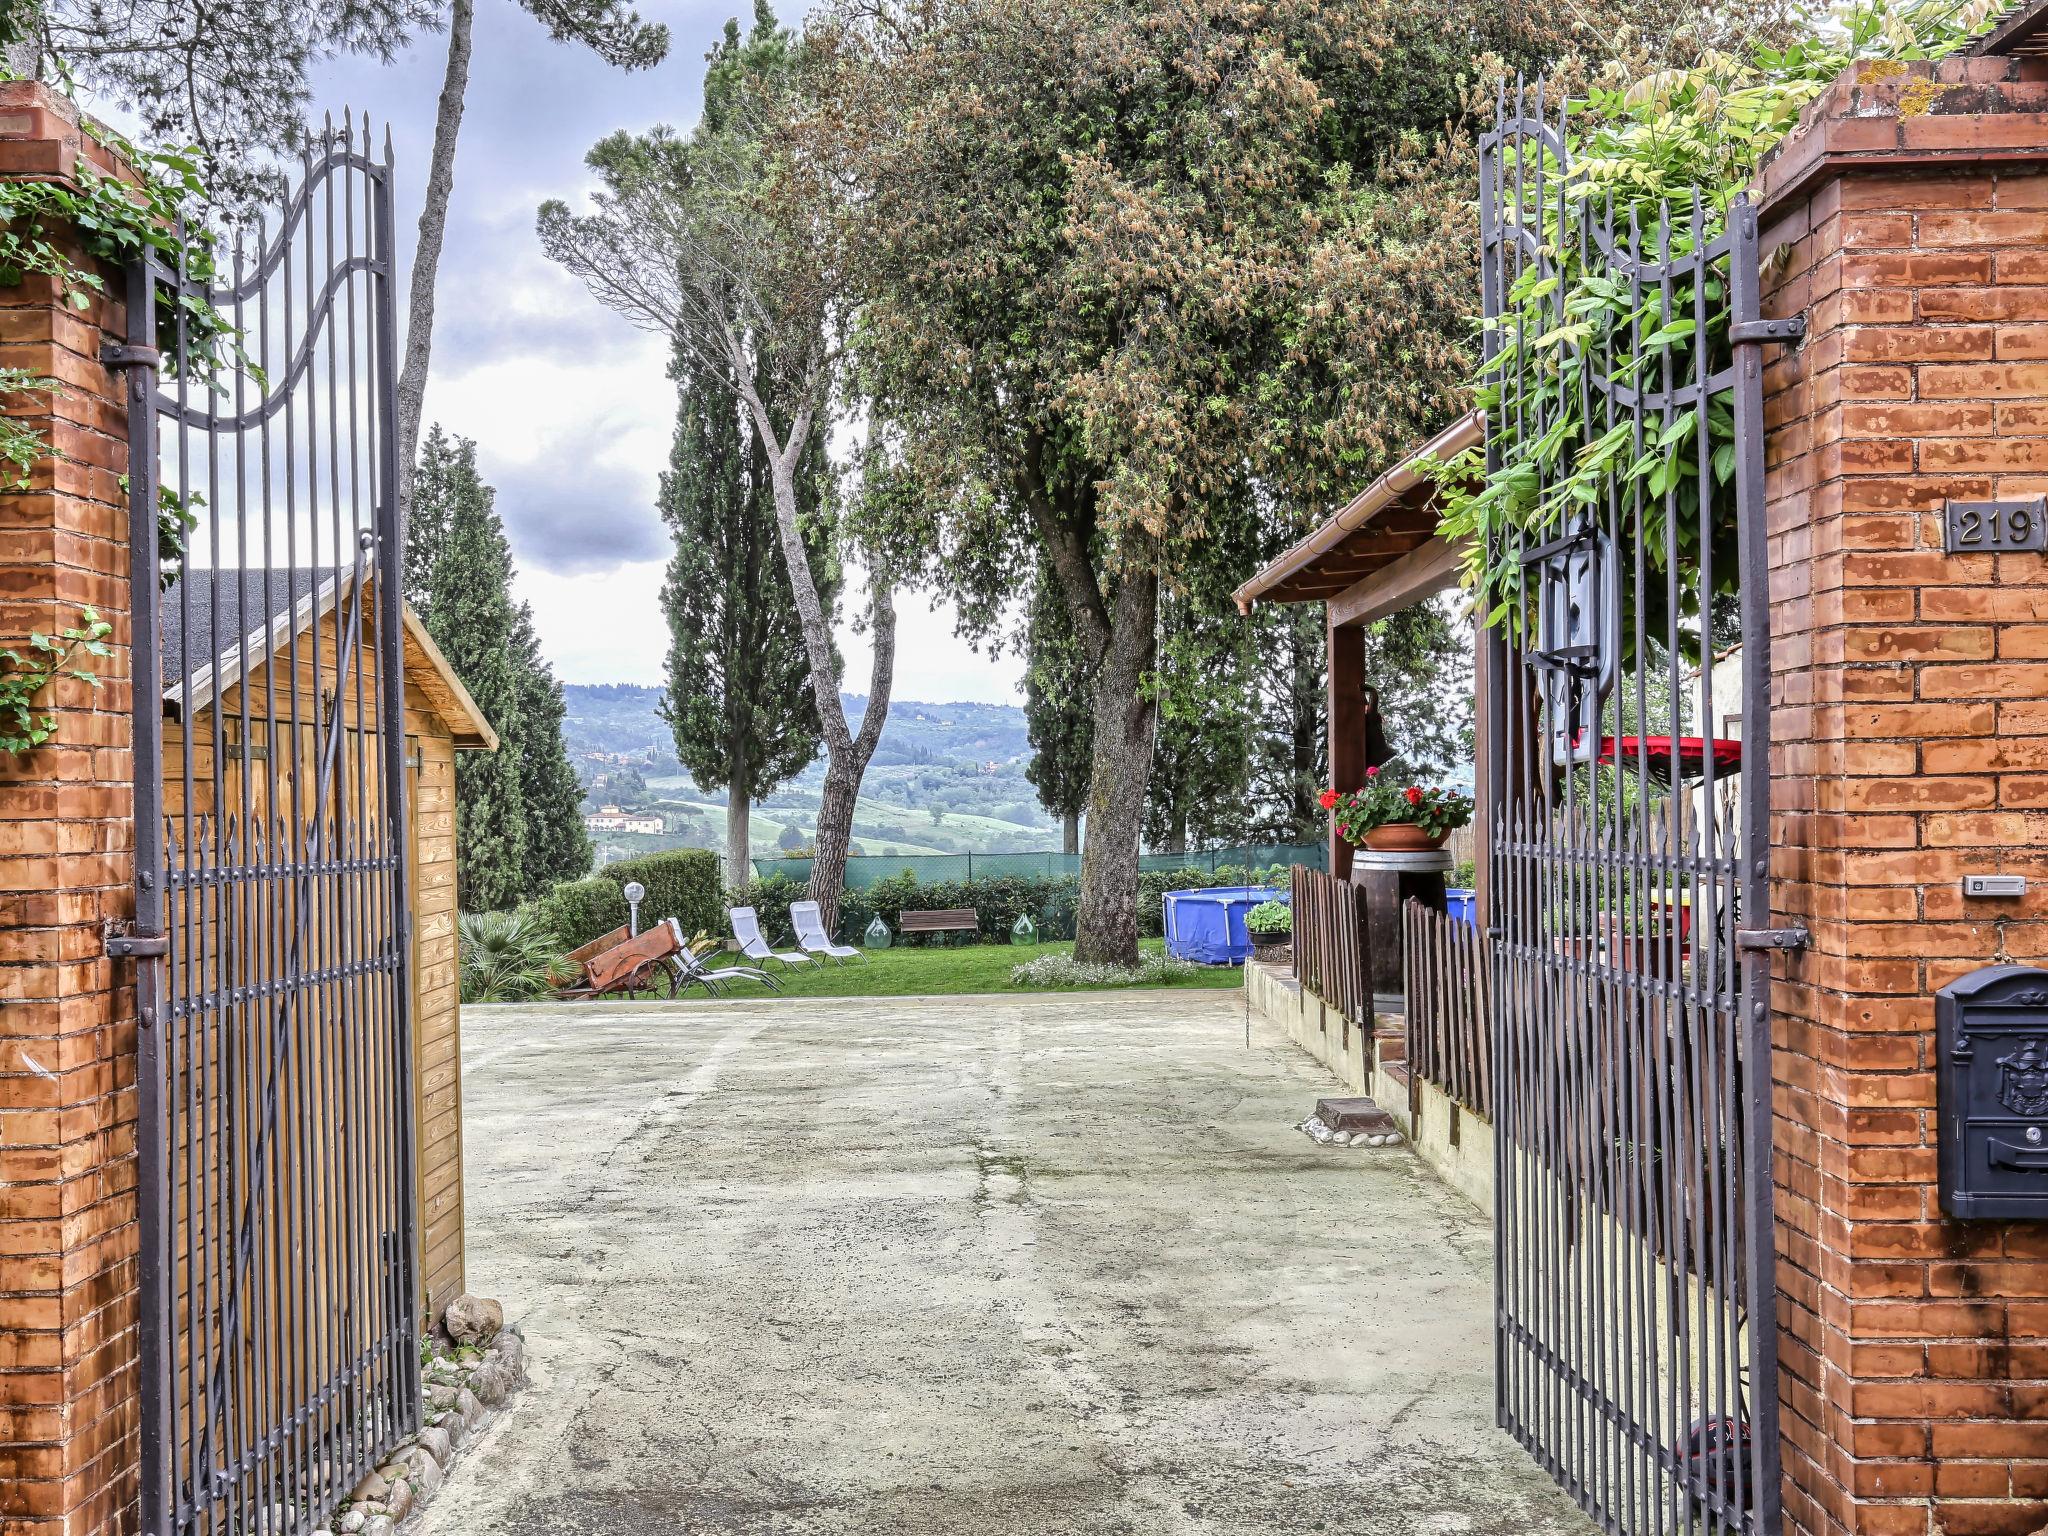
[457,909,565,1003]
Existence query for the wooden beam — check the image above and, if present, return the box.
[1326,536,1463,629]
[1327,613,1364,882]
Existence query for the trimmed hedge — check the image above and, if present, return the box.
[600,847,725,938]
[723,867,1291,945]
[531,877,628,951]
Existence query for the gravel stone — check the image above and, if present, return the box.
[444,1294,505,1347]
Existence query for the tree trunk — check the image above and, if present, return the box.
[1062,811,1078,856]
[725,793,751,891]
[1161,821,1187,857]
[396,0,474,518]
[1072,572,1159,966]
[739,382,895,936]
[810,759,860,937]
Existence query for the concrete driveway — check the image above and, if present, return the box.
[420,990,1591,1536]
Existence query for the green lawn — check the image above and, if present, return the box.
[629,939,1245,1000]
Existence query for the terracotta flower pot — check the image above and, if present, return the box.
[1361,821,1450,852]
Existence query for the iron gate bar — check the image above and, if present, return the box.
[1480,78,1785,1536]
[124,114,419,1536]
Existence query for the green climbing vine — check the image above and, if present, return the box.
[0,132,242,753]
[0,608,110,754]
[0,137,244,484]
[1430,0,2003,638]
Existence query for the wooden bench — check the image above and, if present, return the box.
[899,907,979,943]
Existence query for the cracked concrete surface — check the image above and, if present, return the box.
[417,990,1593,1536]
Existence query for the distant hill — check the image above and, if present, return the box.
[561,683,1033,768]
[560,683,1056,863]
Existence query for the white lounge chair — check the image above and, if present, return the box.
[730,905,811,971]
[789,900,865,965]
[662,918,782,996]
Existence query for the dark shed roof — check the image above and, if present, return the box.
[159,567,346,706]
[156,566,497,749]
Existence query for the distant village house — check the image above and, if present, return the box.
[583,804,663,835]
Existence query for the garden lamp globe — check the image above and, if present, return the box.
[623,880,646,936]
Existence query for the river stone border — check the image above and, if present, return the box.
[322,1297,528,1536]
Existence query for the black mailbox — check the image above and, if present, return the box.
[1939,965,2048,1219]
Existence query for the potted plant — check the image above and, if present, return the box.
[1320,767,1475,852]
[1245,899,1292,955]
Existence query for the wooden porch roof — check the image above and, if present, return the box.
[1233,411,1482,617]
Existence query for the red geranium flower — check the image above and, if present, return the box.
[1405,786,1423,806]
[1317,788,1339,810]
[1365,764,1380,778]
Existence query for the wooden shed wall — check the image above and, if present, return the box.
[162,608,467,1328]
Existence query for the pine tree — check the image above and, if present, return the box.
[509,602,593,888]
[1144,590,1254,855]
[657,342,833,889]
[412,428,528,912]
[1249,603,1326,843]
[1022,563,1092,855]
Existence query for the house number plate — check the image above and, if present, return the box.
[1945,497,2048,553]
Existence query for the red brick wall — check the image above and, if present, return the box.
[1759,56,2048,1536]
[0,83,142,1536]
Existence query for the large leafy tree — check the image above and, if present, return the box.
[539,2,896,929]
[1020,564,1091,855]
[812,0,1586,962]
[658,339,835,888]
[413,426,527,911]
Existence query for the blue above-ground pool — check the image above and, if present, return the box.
[1163,886,1286,965]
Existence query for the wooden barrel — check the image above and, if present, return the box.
[1349,848,1453,1013]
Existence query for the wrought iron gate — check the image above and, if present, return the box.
[122,120,420,1536]
[1479,86,1790,1535]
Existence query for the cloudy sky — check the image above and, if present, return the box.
[303,1,1019,702]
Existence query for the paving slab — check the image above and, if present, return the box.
[417,990,1593,1536]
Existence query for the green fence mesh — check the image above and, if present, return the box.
[752,842,1328,889]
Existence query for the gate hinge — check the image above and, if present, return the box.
[1730,316,1806,345]
[1737,925,1810,953]
[99,342,162,370]
[107,930,169,959]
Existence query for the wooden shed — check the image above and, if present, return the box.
[159,566,496,1324]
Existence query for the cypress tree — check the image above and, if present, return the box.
[657,341,833,888]
[509,601,593,889]
[412,426,529,913]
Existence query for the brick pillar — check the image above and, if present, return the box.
[0,84,143,1536]
[1759,56,2048,1536]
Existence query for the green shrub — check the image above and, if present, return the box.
[600,847,724,937]
[1246,899,1292,936]
[533,876,628,951]
[459,909,564,1003]
[1010,951,1201,988]
[727,872,808,943]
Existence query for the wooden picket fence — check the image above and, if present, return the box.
[1290,864,1370,1022]
[1402,897,1493,1119]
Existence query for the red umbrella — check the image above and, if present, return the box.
[1595,735,1743,786]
